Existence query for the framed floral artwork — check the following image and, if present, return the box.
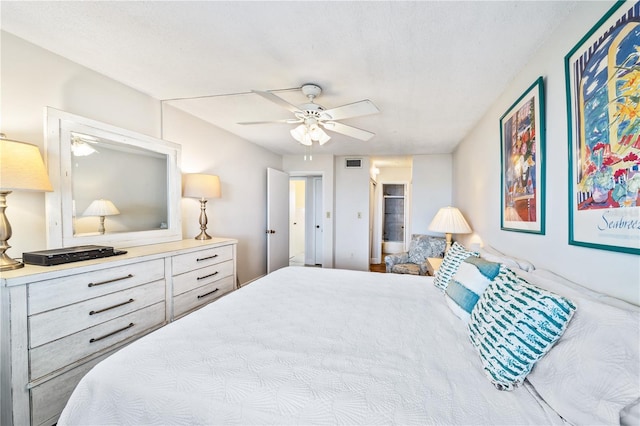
[566,0,640,254]
[500,76,545,234]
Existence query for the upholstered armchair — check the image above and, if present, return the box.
[385,234,446,275]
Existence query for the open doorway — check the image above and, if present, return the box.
[369,156,413,265]
[289,176,323,266]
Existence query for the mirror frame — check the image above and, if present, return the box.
[45,107,183,249]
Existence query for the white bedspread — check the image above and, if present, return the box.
[59,267,565,425]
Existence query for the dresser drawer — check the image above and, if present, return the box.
[173,275,234,318]
[172,244,233,276]
[173,259,234,296]
[30,302,166,381]
[29,280,165,348]
[30,348,115,426]
[28,258,165,315]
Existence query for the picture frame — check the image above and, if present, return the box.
[565,0,640,255]
[500,76,545,234]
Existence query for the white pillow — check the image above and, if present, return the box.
[527,268,638,311]
[521,270,640,425]
[433,242,478,292]
[445,256,500,322]
[477,245,535,272]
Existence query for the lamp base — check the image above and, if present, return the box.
[0,190,24,271]
[194,199,212,240]
[194,230,212,240]
[0,253,24,271]
[444,233,453,253]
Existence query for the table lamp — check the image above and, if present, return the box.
[83,199,120,234]
[428,206,472,253]
[0,134,53,270]
[183,173,221,240]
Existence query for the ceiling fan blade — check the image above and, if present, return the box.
[252,90,301,114]
[237,118,301,125]
[320,100,379,121]
[321,121,375,141]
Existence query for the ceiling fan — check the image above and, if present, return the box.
[238,84,380,146]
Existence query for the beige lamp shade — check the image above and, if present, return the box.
[83,199,120,217]
[0,135,53,271]
[0,136,53,192]
[428,206,472,253]
[183,173,221,200]
[428,206,472,234]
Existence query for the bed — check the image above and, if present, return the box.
[59,249,640,425]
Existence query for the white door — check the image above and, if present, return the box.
[313,177,323,265]
[267,167,290,273]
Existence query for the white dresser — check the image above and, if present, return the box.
[0,238,237,426]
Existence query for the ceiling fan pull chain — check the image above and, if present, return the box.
[304,144,313,161]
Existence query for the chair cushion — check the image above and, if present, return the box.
[408,235,445,264]
[391,263,421,275]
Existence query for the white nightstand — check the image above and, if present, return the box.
[426,257,444,276]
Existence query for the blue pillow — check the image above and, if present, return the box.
[445,256,500,322]
[433,242,478,292]
[467,266,576,391]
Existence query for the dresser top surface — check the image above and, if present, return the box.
[1,237,237,286]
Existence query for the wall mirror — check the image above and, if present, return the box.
[45,108,182,248]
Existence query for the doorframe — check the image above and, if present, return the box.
[288,173,325,267]
[373,180,411,257]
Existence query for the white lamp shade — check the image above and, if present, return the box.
[83,199,120,216]
[290,124,307,142]
[183,173,221,199]
[0,136,53,192]
[428,206,472,234]
[315,127,331,145]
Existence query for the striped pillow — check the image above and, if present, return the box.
[433,242,479,291]
[467,266,576,391]
[445,256,500,322]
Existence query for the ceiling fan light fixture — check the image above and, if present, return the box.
[318,131,331,145]
[290,124,307,142]
[309,125,323,141]
[301,133,313,146]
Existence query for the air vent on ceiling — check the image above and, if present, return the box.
[345,158,362,168]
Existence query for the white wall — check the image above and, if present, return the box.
[453,1,640,305]
[1,32,160,257]
[1,32,281,284]
[411,154,453,235]
[162,105,282,284]
[334,156,371,270]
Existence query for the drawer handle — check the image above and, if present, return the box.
[88,274,134,287]
[197,254,218,262]
[89,298,134,315]
[197,288,219,299]
[197,271,219,281]
[90,322,135,343]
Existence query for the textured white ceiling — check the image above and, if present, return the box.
[1,1,578,157]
